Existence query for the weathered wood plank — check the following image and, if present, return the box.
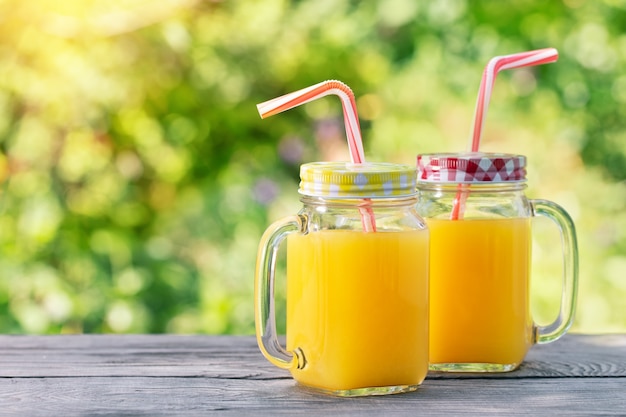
[0,334,623,416]
[0,376,624,416]
[0,335,280,379]
[0,334,624,379]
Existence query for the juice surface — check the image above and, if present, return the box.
[428,218,533,367]
[286,229,429,392]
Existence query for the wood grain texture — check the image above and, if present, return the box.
[0,377,624,416]
[0,334,624,379]
[0,335,279,379]
[0,334,623,416]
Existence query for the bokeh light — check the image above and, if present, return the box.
[0,0,624,334]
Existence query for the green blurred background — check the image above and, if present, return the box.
[0,0,624,334]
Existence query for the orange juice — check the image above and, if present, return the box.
[286,229,429,393]
[427,218,533,370]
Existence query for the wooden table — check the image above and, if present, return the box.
[0,334,624,416]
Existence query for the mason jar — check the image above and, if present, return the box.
[256,161,429,396]
[416,152,578,372]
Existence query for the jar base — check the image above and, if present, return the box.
[297,382,421,397]
[429,362,520,373]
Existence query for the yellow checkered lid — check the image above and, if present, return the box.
[298,162,417,198]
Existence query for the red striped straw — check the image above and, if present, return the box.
[469,48,559,153]
[451,48,559,220]
[257,80,365,164]
[257,80,376,231]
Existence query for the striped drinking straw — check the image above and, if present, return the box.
[257,80,376,231]
[451,48,559,220]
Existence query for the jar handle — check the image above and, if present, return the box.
[530,199,579,344]
[254,215,307,370]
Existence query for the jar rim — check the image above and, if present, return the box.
[416,181,527,191]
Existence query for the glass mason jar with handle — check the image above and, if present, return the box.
[416,152,579,372]
[255,161,429,396]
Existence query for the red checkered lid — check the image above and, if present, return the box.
[417,152,527,183]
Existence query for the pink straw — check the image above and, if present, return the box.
[451,48,559,220]
[469,48,559,152]
[257,80,376,231]
[257,80,365,164]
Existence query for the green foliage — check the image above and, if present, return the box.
[0,0,624,334]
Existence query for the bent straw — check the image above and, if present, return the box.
[258,80,366,164]
[257,80,376,231]
[469,48,559,152]
[451,48,559,220]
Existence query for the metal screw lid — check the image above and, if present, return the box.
[417,152,526,183]
[299,162,417,198]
